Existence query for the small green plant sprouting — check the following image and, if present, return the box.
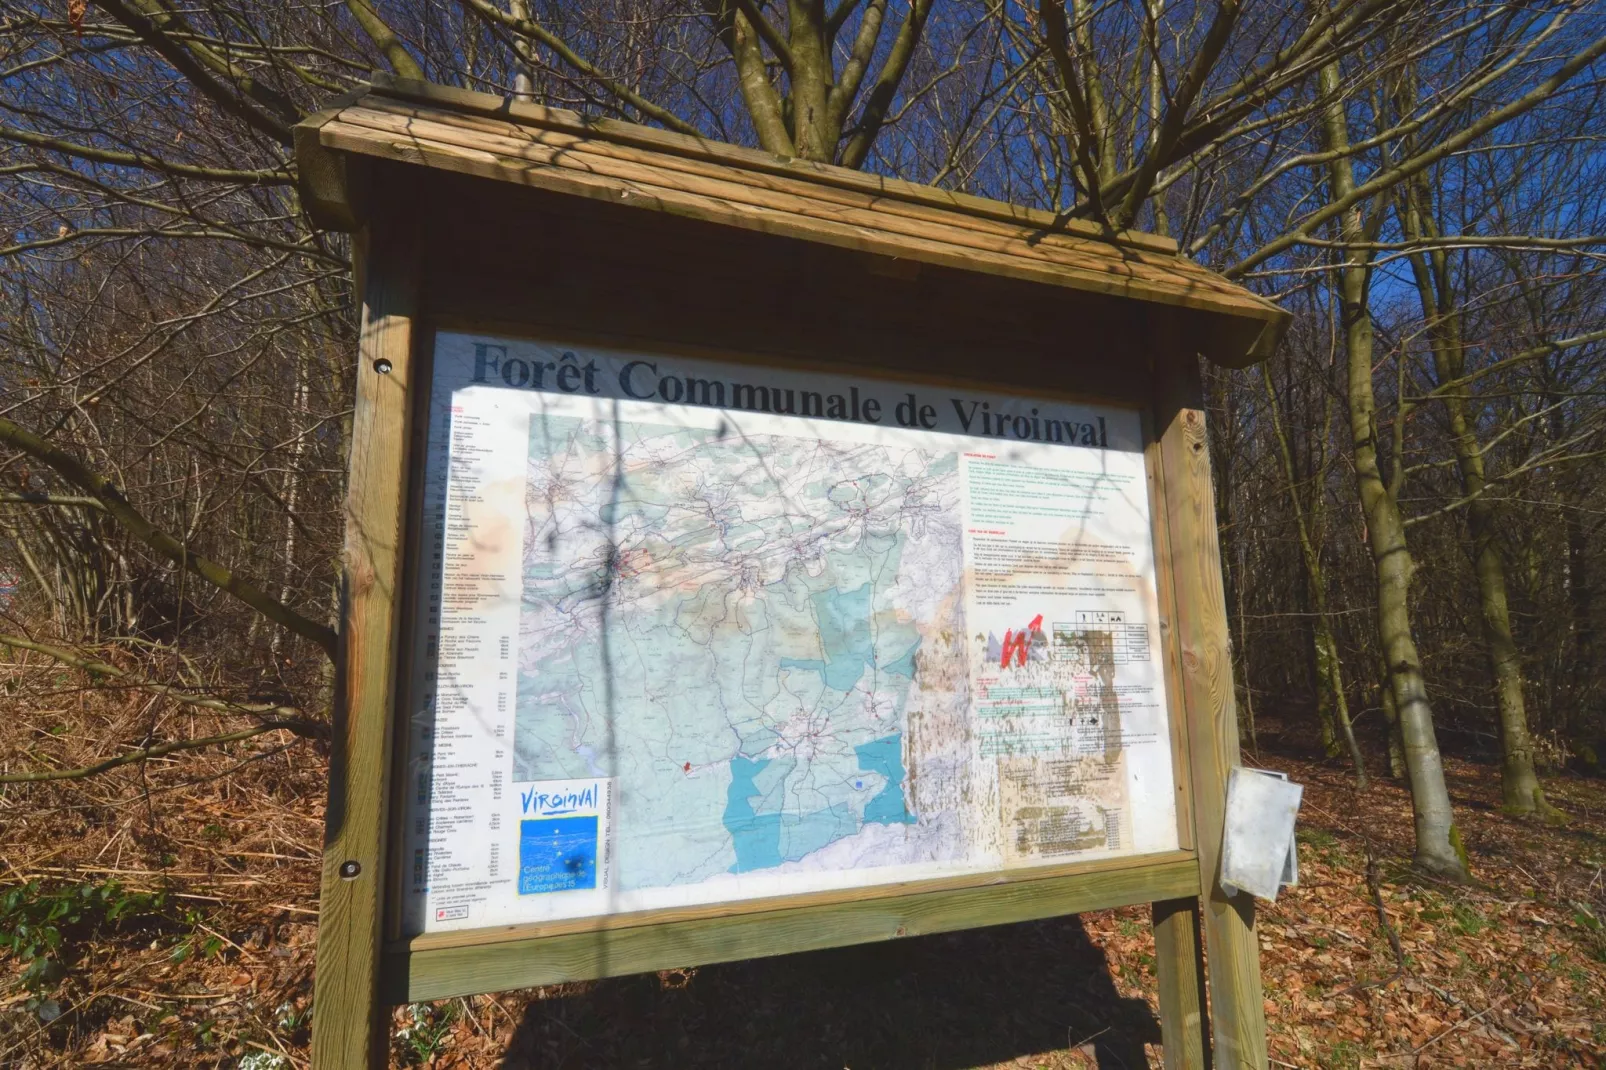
[1319,1038,1364,1070]
[1451,902,1490,936]
[0,879,169,993]
[275,1000,309,1033]
[395,1002,456,1066]
[1574,902,1606,963]
[169,932,225,964]
[1573,902,1602,933]
[1297,827,1339,849]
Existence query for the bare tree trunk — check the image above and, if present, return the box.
[509,0,536,101]
[1261,362,1367,784]
[1305,582,1343,759]
[270,354,311,665]
[1379,657,1409,781]
[1321,60,1467,878]
[1567,510,1595,731]
[1398,179,1559,821]
[1144,0,1168,235]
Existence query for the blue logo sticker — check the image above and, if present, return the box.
[518,815,598,895]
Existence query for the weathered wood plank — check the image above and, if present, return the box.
[1153,346,1268,1070]
[352,98,1188,272]
[1143,405,1197,853]
[385,855,1200,1003]
[332,105,1268,317]
[319,117,1259,324]
[292,95,370,232]
[1152,897,1208,1070]
[310,217,421,1070]
[314,111,1289,359]
[365,72,1182,254]
[403,849,1198,952]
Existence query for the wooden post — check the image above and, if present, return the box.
[1154,345,1268,1070]
[311,215,421,1070]
[1146,394,1209,1070]
[1152,897,1209,1070]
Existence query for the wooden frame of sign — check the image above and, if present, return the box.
[296,75,1289,1070]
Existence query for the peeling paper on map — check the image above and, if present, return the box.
[400,332,1179,935]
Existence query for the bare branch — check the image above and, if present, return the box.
[1112,0,1243,230]
[0,123,292,184]
[343,0,426,80]
[92,0,298,144]
[828,0,887,131]
[0,723,316,784]
[458,0,703,135]
[1037,0,1108,222]
[0,415,338,657]
[839,0,932,169]
[0,493,105,510]
[1227,32,1606,279]
[704,1,796,155]
[0,633,315,722]
[730,0,795,70]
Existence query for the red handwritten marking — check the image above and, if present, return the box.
[683,761,692,773]
[1000,614,1044,668]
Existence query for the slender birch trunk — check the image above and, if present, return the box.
[1320,61,1467,877]
[1261,362,1367,784]
[270,354,311,665]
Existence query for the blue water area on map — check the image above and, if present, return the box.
[724,755,858,872]
[723,756,782,871]
[518,815,598,895]
[780,582,921,692]
[777,582,874,691]
[856,733,917,825]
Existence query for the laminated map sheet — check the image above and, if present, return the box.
[400,331,1179,934]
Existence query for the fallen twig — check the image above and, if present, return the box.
[0,721,318,784]
[0,632,323,727]
[1328,839,1406,999]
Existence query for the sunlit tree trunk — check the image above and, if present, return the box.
[1320,61,1467,877]
[509,0,536,101]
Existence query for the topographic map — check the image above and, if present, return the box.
[401,332,1177,933]
[514,416,971,893]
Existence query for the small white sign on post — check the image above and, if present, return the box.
[1221,767,1302,901]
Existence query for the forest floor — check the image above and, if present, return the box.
[2,694,1605,1068]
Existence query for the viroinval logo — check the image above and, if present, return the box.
[519,783,598,817]
[1000,614,1044,668]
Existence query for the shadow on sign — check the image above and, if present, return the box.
[501,913,1158,1068]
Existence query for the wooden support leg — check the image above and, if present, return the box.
[311,214,422,1070]
[1153,896,1209,1070]
[1153,346,1269,1070]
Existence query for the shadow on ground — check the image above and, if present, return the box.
[500,914,1158,1069]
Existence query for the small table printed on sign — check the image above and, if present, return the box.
[1055,610,1151,664]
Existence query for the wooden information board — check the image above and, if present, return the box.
[295,74,1290,1070]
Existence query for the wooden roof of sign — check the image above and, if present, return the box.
[296,74,1288,369]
